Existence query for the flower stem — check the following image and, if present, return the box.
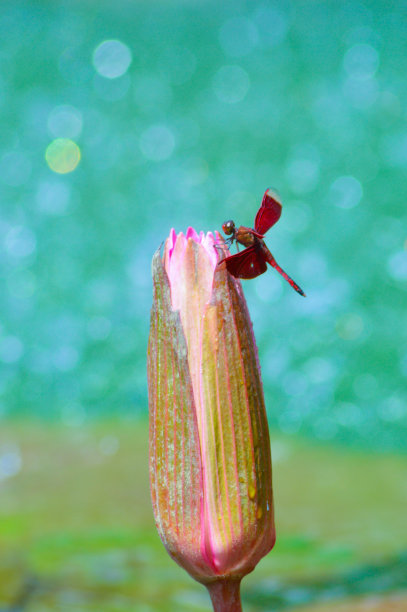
[206,578,243,612]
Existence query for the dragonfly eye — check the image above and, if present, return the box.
[222,220,235,236]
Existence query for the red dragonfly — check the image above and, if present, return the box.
[220,188,306,296]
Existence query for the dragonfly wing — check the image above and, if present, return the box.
[223,246,267,279]
[254,188,282,234]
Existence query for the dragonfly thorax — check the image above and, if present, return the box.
[235,226,258,248]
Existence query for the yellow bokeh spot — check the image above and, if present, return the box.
[45,138,81,174]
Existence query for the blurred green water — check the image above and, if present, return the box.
[0,0,406,451]
[1,423,407,610]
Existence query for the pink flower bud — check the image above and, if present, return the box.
[148,228,275,610]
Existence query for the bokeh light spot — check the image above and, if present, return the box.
[5,226,36,259]
[53,345,79,372]
[45,138,81,174]
[381,131,407,168]
[343,43,379,81]
[0,445,22,480]
[47,105,83,138]
[304,357,336,384]
[139,124,175,161]
[330,175,363,209]
[212,65,250,104]
[378,395,406,422]
[387,250,407,281]
[0,336,24,364]
[92,39,132,79]
[253,6,288,47]
[343,75,378,109]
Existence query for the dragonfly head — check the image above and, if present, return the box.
[222,220,236,236]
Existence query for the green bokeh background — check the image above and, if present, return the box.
[1,1,406,610]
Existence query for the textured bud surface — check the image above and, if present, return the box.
[148,228,275,585]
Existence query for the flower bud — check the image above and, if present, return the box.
[147,228,275,607]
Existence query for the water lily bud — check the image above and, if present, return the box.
[147,228,275,609]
